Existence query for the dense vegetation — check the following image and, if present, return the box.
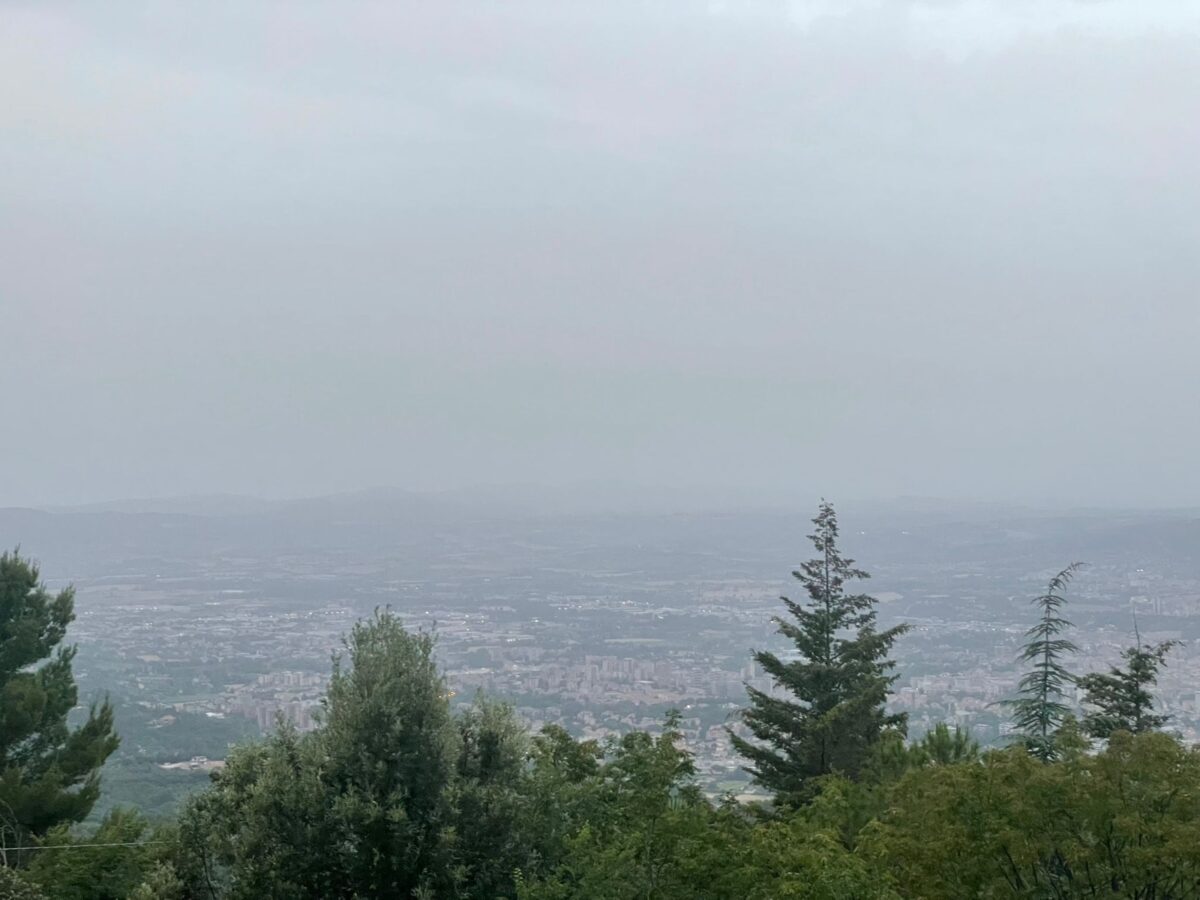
[1,503,1197,899]
[0,551,119,862]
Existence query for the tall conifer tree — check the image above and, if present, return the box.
[731,501,908,804]
[1002,563,1081,762]
[0,551,119,855]
[1078,620,1175,739]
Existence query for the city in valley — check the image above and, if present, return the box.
[6,492,1198,818]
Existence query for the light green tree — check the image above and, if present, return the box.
[1079,628,1175,739]
[867,731,1200,899]
[0,867,45,900]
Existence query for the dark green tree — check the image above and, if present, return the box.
[731,501,909,804]
[1001,563,1081,762]
[0,551,119,857]
[907,723,980,767]
[519,714,900,900]
[453,697,539,900]
[519,725,604,878]
[517,713,720,900]
[178,610,460,899]
[176,723,334,900]
[796,723,981,852]
[319,611,459,898]
[1078,624,1175,739]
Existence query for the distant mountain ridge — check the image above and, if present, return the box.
[3,488,1199,580]
[30,487,1200,522]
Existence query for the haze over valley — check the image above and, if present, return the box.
[6,490,1198,814]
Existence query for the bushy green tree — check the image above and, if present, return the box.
[25,809,173,900]
[519,715,899,900]
[453,697,538,899]
[865,723,980,783]
[127,861,184,900]
[0,867,45,900]
[177,723,337,899]
[790,723,980,852]
[179,612,586,900]
[906,723,979,767]
[520,725,604,876]
[319,611,460,897]
[732,502,909,804]
[516,714,719,900]
[1001,563,1081,762]
[868,731,1200,899]
[0,551,119,856]
[179,611,460,899]
[732,819,898,900]
[1079,633,1175,739]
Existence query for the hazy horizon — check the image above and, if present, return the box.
[10,482,1200,519]
[5,2,1198,509]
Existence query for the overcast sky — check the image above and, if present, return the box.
[3,1,1198,509]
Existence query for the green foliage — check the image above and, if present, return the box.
[0,867,45,900]
[23,808,174,900]
[176,724,336,899]
[520,725,604,875]
[868,731,1200,899]
[732,820,899,900]
[517,715,709,899]
[319,610,460,896]
[907,722,980,767]
[127,862,185,900]
[1079,635,1175,739]
[731,502,909,804]
[178,610,461,899]
[1001,563,1082,761]
[453,697,538,899]
[177,613,599,899]
[518,718,900,899]
[862,723,980,784]
[0,551,120,854]
[787,724,981,852]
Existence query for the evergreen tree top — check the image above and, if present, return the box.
[1001,563,1083,762]
[733,501,909,803]
[0,550,119,853]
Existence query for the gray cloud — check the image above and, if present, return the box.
[2,1,1197,507]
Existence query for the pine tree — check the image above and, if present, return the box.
[908,723,979,767]
[731,501,909,804]
[1002,563,1081,762]
[0,551,119,857]
[1078,620,1175,739]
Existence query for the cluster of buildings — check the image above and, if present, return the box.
[64,540,1200,793]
